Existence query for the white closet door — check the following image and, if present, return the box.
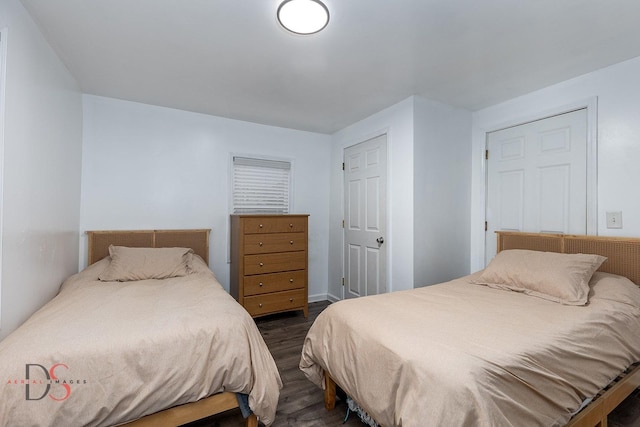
[485,109,587,264]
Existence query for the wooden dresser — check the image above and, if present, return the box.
[230,214,309,318]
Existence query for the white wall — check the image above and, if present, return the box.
[0,0,83,340]
[328,96,473,299]
[413,97,471,286]
[471,56,640,271]
[80,95,331,300]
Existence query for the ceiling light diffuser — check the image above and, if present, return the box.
[277,0,329,35]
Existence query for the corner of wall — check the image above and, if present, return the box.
[412,98,473,287]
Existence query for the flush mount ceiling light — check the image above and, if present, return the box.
[277,0,329,35]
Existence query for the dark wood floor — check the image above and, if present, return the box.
[191,301,358,427]
[192,301,640,427]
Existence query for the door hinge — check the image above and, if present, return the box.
[485,149,489,160]
[342,220,345,228]
[342,277,345,286]
[342,162,345,170]
[485,221,488,231]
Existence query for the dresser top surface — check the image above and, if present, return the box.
[231,214,309,218]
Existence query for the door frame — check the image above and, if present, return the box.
[342,131,390,300]
[481,97,598,267]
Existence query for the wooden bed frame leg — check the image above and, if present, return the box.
[246,413,258,427]
[324,370,336,410]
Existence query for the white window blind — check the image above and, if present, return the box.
[232,156,291,213]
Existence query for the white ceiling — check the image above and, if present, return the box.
[19,0,640,134]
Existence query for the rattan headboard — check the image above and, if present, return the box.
[497,231,640,285]
[86,229,210,266]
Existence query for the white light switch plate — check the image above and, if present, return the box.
[606,211,622,229]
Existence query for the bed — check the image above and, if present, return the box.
[0,229,282,427]
[300,232,640,427]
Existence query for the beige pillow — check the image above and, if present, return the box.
[472,249,606,305]
[99,246,193,282]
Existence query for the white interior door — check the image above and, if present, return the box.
[485,109,588,264]
[344,134,387,299]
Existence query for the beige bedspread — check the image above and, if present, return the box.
[0,257,282,426]
[300,272,640,427]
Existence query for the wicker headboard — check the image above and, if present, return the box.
[86,229,210,266]
[496,231,640,285]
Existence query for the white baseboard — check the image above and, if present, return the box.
[309,293,342,303]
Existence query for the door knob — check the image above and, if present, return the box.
[376,237,385,244]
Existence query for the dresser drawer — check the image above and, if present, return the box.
[244,289,306,317]
[244,251,306,275]
[244,232,306,254]
[243,216,307,234]
[244,270,306,296]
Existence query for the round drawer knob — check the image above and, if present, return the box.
[289,278,294,283]
[290,240,294,245]
[259,242,263,246]
[259,303,263,308]
[259,282,264,287]
[259,224,263,228]
[259,262,264,267]
[289,223,293,228]
[289,298,293,302]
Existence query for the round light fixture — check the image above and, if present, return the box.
[277,0,329,35]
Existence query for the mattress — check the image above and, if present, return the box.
[300,271,640,427]
[0,256,282,426]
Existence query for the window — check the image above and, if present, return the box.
[231,156,292,213]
